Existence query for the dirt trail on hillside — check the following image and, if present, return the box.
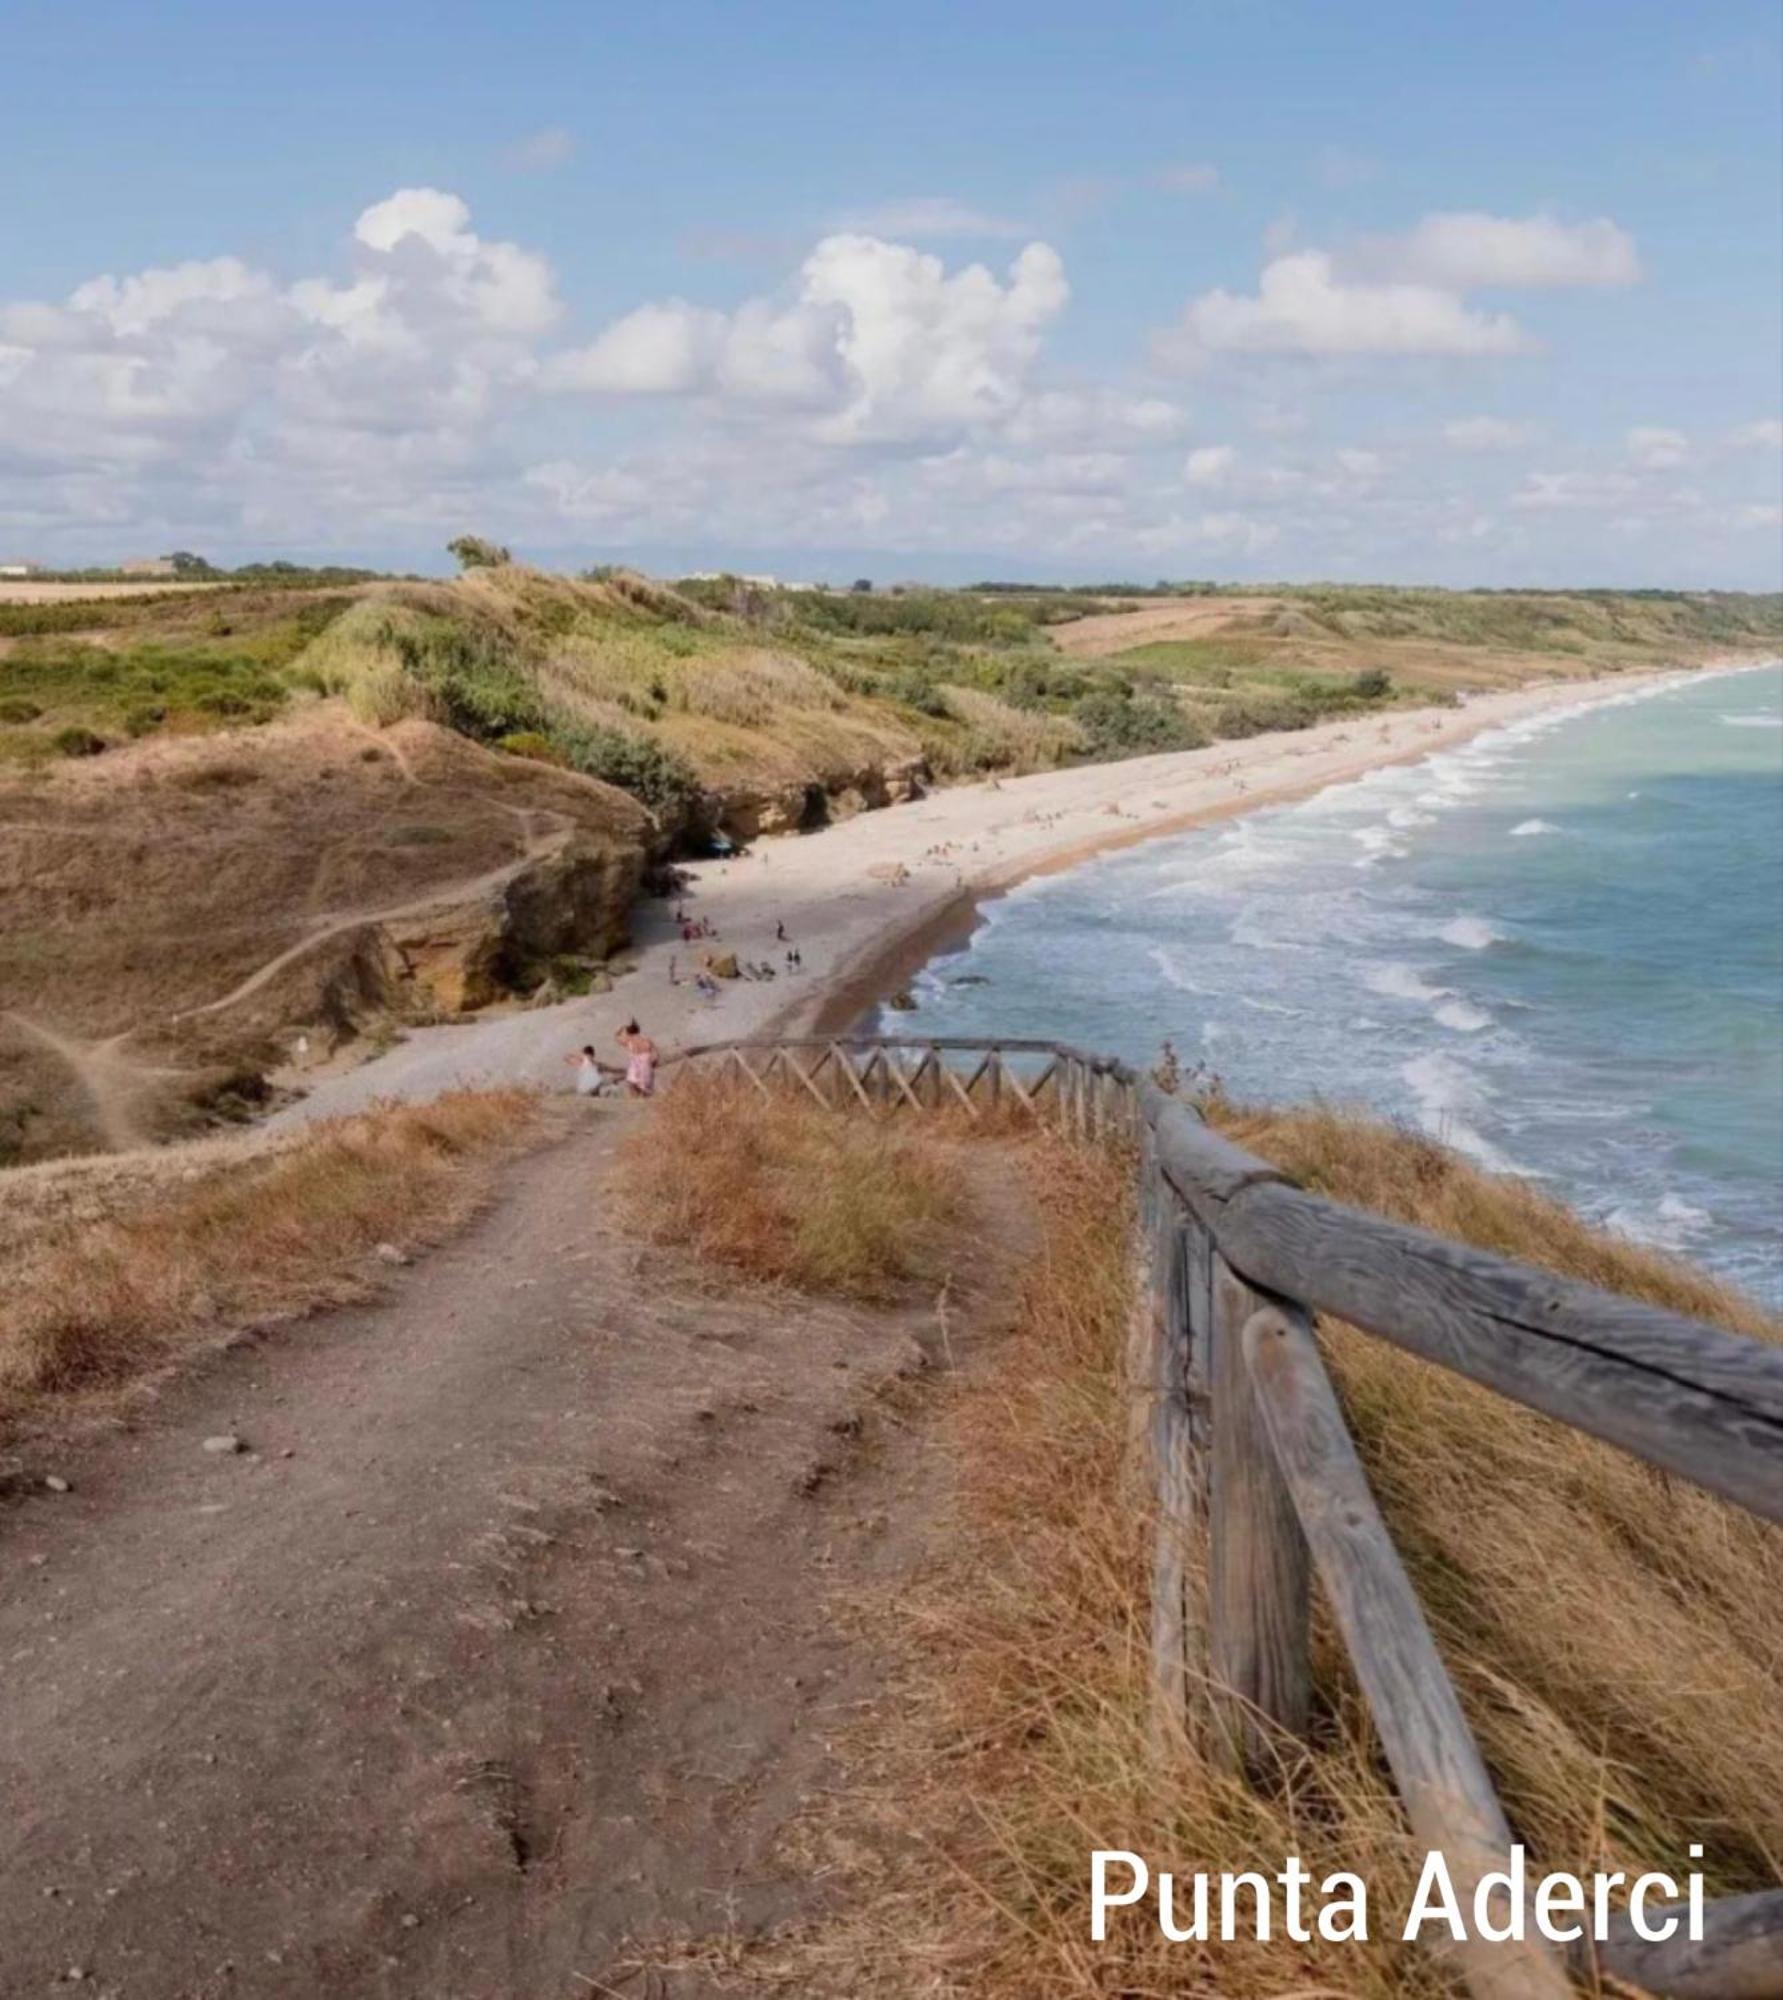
[0,1107,1028,1998]
[2,1015,175,1151]
[174,815,574,1023]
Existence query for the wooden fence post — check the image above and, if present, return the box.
[1208,1255,1312,1778]
[1241,1301,1571,2000]
[1150,1198,1214,1748]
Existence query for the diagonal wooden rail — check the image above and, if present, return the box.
[662,1035,1783,2000]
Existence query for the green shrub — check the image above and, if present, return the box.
[559,725,701,821]
[1071,687,1205,756]
[52,725,107,758]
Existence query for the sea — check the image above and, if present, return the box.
[888,662,1783,1308]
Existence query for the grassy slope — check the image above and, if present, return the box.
[0,1089,537,1439]
[674,1091,1780,1998]
[6,570,1777,824]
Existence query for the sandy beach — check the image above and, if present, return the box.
[267,669,1703,1127]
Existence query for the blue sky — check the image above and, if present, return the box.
[3,0,1780,584]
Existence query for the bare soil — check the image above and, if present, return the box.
[0,710,648,1160]
[0,1105,1029,1998]
[1049,594,1282,656]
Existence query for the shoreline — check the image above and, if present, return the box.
[806,656,1765,1038]
[265,655,1773,1126]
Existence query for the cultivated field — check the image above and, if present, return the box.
[0,579,226,603]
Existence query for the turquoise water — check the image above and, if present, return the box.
[890,664,1783,1307]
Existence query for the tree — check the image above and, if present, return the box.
[849,576,873,594]
[167,550,212,575]
[448,535,512,571]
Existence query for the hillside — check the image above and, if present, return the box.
[2,567,1777,1163]
[0,711,649,1161]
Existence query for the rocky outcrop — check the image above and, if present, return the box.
[711,754,929,845]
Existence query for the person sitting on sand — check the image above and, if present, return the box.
[616,1020,659,1097]
[566,1045,621,1097]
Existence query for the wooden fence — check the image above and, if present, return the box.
[663,1036,1783,2000]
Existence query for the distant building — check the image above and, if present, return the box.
[0,558,45,578]
[119,555,178,578]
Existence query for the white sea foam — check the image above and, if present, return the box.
[1149,944,1209,994]
[1439,914,1501,951]
[1510,818,1560,837]
[1606,1192,1714,1250]
[1365,962,1448,1004]
[1239,993,1302,1017]
[1719,712,1783,728]
[1434,998,1492,1032]
[1230,912,1311,952]
[1401,1051,1521,1172]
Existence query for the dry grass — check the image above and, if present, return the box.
[783,1106,1782,1998]
[618,1074,956,1299]
[0,1089,536,1436]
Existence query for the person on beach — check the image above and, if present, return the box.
[616,1020,659,1097]
[566,1045,620,1097]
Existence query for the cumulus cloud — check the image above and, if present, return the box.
[1626,425,1688,469]
[1734,418,1783,450]
[1364,212,1641,289]
[546,233,1072,445]
[1444,415,1538,450]
[1159,250,1529,361]
[1184,445,1236,487]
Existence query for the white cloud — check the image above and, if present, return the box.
[542,300,727,395]
[508,126,576,171]
[1160,250,1529,361]
[1365,212,1641,289]
[998,387,1187,448]
[547,233,1071,445]
[1734,418,1783,450]
[1134,510,1278,556]
[2,184,1770,587]
[1443,415,1538,451]
[1512,469,1641,511]
[1626,425,1688,469]
[1184,444,1236,487]
[1158,163,1221,194]
[838,197,1029,240]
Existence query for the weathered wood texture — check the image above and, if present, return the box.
[1589,1887,1783,2000]
[1140,1085,1783,1523]
[1241,1302,1572,2000]
[663,1037,1783,1995]
[1207,1261,1311,1776]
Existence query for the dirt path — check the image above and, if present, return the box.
[2,1015,178,1152]
[0,1107,1026,1998]
[173,818,574,1023]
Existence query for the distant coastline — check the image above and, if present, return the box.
[809,654,1779,1037]
[264,656,1777,1129]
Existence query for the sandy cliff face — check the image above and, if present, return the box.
[0,708,650,1161]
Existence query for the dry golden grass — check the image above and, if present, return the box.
[782,1105,1782,1998]
[619,1074,957,1299]
[0,1089,536,1436]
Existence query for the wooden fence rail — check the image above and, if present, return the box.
[661,1035,1783,2000]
